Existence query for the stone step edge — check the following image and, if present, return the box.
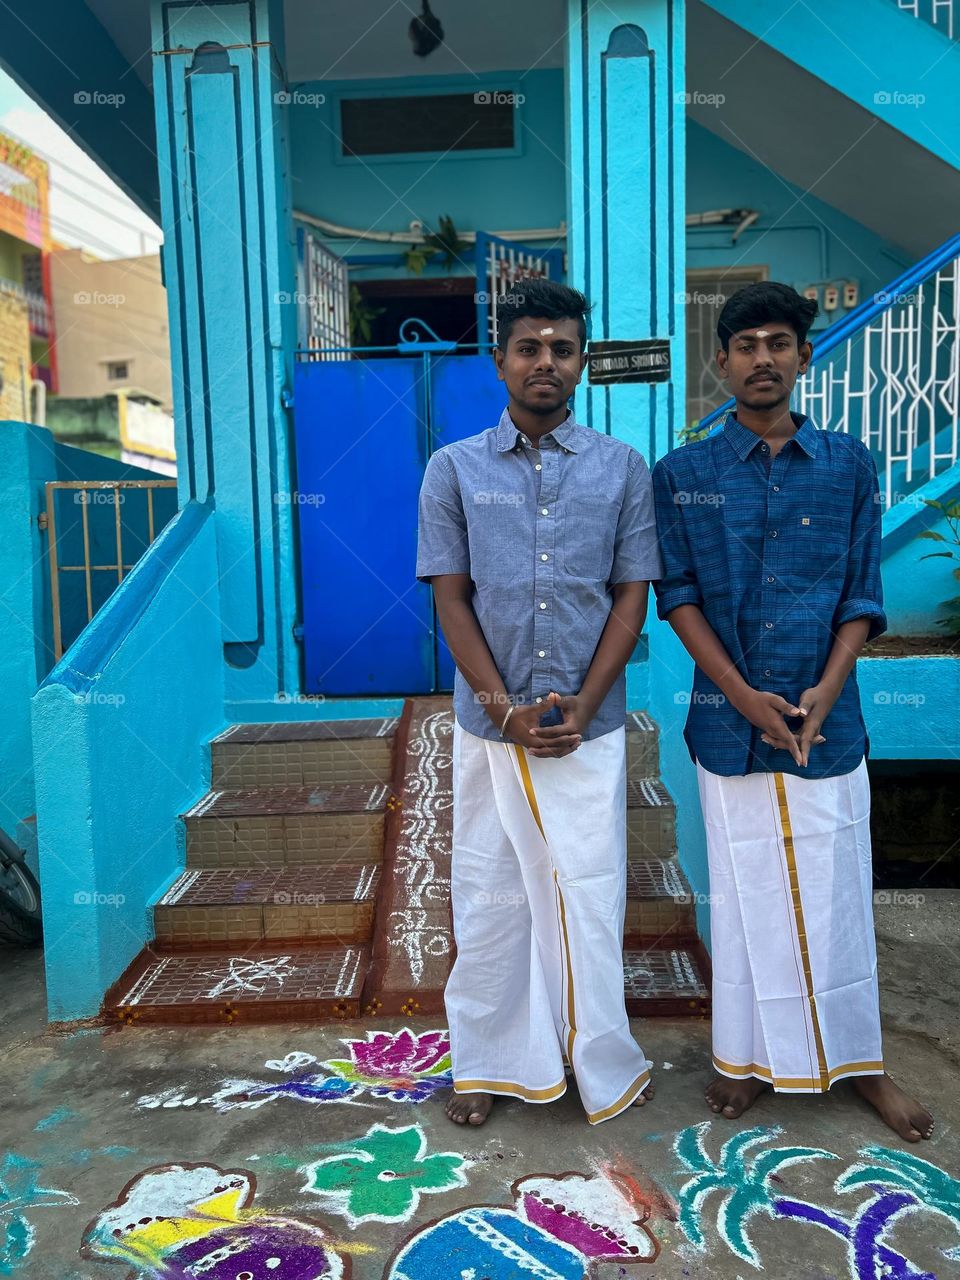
[182,780,394,820]
[211,717,401,744]
[154,865,381,909]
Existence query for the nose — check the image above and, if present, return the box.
[534,349,556,372]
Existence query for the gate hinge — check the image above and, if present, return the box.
[292,622,304,641]
[37,511,48,531]
[281,387,294,410]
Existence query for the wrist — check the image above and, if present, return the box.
[481,690,513,729]
[727,682,756,716]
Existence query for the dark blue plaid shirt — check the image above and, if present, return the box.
[652,413,886,778]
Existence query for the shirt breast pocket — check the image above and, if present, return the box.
[561,496,619,580]
[795,513,849,581]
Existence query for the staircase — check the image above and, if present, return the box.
[105,701,709,1025]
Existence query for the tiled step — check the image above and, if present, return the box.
[183,782,392,868]
[210,717,399,790]
[153,865,380,949]
[624,858,696,941]
[623,945,711,1017]
[626,776,676,859]
[626,710,659,777]
[107,945,368,1025]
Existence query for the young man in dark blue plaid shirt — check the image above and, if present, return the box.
[652,282,933,1143]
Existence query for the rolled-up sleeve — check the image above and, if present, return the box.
[416,448,470,582]
[609,450,664,583]
[651,456,704,619]
[834,443,887,640]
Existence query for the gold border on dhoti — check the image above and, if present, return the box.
[453,1077,568,1102]
[713,1054,884,1093]
[586,1068,652,1124]
[773,772,830,1091]
[513,744,579,1067]
[512,741,650,1125]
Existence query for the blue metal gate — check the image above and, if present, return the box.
[293,337,506,695]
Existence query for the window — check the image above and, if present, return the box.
[107,361,130,381]
[339,91,516,158]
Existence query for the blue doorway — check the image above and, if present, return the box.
[293,344,506,695]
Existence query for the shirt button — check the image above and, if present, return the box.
[541,508,549,516]
[535,696,543,703]
[772,484,780,492]
[539,602,547,609]
[769,529,778,538]
[764,669,772,677]
[541,553,548,561]
[766,575,775,583]
[535,464,542,471]
[765,622,774,629]
[538,650,546,657]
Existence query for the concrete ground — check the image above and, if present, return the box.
[3,894,959,1279]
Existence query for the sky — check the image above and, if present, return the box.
[0,67,162,261]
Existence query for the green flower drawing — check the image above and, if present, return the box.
[301,1123,467,1226]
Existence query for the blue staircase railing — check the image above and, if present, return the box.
[696,232,960,509]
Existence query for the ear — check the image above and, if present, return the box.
[575,350,588,383]
[716,346,728,379]
[797,341,813,375]
[493,345,506,382]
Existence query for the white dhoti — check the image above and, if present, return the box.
[446,719,650,1124]
[697,758,884,1092]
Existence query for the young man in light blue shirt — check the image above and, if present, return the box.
[417,280,662,1127]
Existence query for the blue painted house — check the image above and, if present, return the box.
[0,0,957,1022]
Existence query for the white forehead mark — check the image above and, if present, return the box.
[539,327,554,335]
[755,329,771,337]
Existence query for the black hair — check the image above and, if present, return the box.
[716,281,819,351]
[496,278,591,352]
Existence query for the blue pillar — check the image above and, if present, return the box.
[566,1,685,464]
[150,0,300,703]
[566,3,708,930]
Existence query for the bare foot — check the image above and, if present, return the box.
[445,1089,493,1126]
[852,1074,934,1142]
[633,1082,656,1107]
[705,1073,769,1119]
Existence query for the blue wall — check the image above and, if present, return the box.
[686,120,910,326]
[0,421,176,841]
[31,500,225,1022]
[288,69,567,278]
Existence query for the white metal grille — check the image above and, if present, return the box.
[296,223,350,359]
[796,258,960,507]
[896,0,957,38]
[483,242,560,346]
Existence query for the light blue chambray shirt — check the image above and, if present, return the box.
[416,407,663,741]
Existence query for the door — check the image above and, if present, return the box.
[293,349,505,695]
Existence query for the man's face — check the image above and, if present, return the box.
[493,316,587,415]
[716,320,812,412]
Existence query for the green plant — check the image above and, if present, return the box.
[680,417,712,445]
[917,496,960,634]
[403,214,466,275]
[348,285,384,345]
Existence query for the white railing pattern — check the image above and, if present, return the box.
[896,0,958,39]
[295,222,351,359]
[795,256,960,508]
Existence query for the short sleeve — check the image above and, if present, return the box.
[833,443,887,641]
[651,456,705,618]
[609,450,664,584]
[416,449,470,582]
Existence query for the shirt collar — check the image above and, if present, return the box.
[495,406,581,453]
[721,410,819,460]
